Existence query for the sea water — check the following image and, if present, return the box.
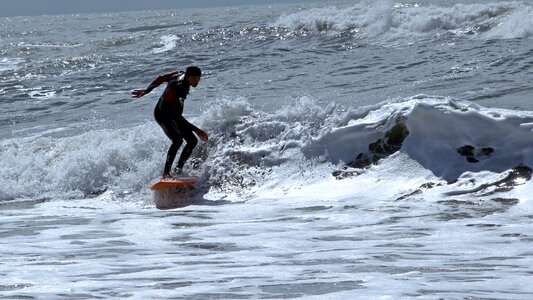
[1,0,533,298]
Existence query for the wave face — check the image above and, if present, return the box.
[3,95,533,202]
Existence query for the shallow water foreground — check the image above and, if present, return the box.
[2,173,533,299]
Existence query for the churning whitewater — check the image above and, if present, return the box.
[1,0,533,298]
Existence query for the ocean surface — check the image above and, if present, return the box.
[1,0,533,298]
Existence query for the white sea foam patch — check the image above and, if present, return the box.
[403,100,533,181]
[27,87,56,99]
[484,6,533,39]
[197,96,340,200]
[273,1,531,40]
[0,57,24,73]
[273,5,360,33]
[152,34,180,53]
[0,124,166,201]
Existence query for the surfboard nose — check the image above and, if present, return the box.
[151,176,199,190]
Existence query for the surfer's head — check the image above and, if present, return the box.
[185,66,201,87]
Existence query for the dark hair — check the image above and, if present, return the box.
[185,66,202,77]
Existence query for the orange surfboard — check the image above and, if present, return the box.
[150,176,198,190]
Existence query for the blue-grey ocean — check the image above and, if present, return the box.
[1,0,533,298]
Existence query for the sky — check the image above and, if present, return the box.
[0,0,302,17]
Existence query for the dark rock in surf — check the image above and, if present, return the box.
[457,145,495,163]
[353,122,409,168]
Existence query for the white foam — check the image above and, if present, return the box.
[28,88,56,99]
[273,5,360,33]
[152,34,180,53]
[0,57,24,73]
[0,124,166,200]
[484,7,533,39]
[404,101,533,181]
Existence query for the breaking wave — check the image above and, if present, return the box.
[2,95,533,202]
[273,1,533,40]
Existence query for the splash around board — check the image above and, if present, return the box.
[150,176,198,190]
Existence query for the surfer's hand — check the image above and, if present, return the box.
[131,89,147,98]
[196,129,209,142]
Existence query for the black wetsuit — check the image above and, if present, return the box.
[147,71,199,174]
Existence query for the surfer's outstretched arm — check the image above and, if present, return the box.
[131,70,183,98]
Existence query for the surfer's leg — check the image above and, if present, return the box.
[156,117,184,174]
[164,139,183,174]
[176,129,198,169]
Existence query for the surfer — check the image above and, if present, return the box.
[132,66,208,178]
